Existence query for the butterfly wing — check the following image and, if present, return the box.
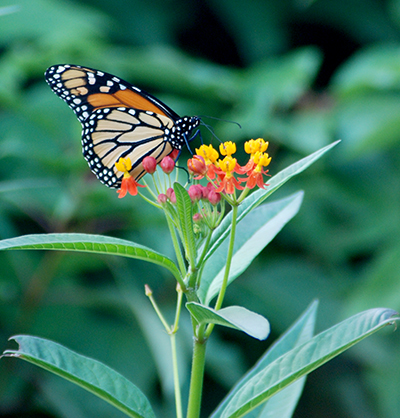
[45,64,199,188]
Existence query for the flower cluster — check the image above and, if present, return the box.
[114,138,271,203]
[187,138,271,197]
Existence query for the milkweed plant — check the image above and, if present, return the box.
[1,138,398,418]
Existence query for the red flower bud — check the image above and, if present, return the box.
[157,193,168,204]
[160,155,175,174]
[193,213,203,222]
[206,182,215,192]
[208,189,221,205]
[166,187,176,204]
[188,184,203,202]
[166,188,174,199]
[201,185,210,199]
[142,156,157,174]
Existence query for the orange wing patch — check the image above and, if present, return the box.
[58,66,169,117]
[87,93,124,108]
[87,90,169,117]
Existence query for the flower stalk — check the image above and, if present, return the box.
[186,337,207,418]
[117,139,272,418]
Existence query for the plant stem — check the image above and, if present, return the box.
[170,333,183,418]
[145,285,171,332]
[147,284,184,418]
[186,337,207,418]
[204,204,238,339]
[213,204,238,311]
[165,213,187,284]
[196,230,213,269]
[173,283,184,332]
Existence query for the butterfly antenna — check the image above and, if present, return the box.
[199,120,221,143]
[198,117,242,145]
[199,115,242,130]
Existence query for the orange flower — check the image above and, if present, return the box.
[190,139,272,195]
[241,152,271,189]
[214,156,244,194]
[115,157,146,198]
[118,175,144,198]
[193,144,222,180]
[239,138,270,174]
[215,174,244,194]
[243,168,266,189]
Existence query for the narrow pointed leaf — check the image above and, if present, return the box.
[174,182,197,266]
[216,308,398,418]
[186,302,270,340]
[199,140,340,264]
[211,301,318,418]
[199,192,303,304]
[2,335,155,418]
[0,233,181,281]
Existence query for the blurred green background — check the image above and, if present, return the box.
[1,0,400,417]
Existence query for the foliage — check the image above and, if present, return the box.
[0,139,397,418]
[0,1,400,418]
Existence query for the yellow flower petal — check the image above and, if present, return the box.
[195,144,219,164]
[115,157,132,173]
[245,138,269,156]
[218,156,237,173]
[220,141,236,156]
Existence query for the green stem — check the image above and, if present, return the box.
[205,204,238,339]
[213,204,238,311]
[186,338,207,418]
[145,285,171,331]
[137,193,162,208]
[196,230,213,269]
[170,333,183,418]
[165,213,187,284]
[173,283,184,332]
[147,284,184,418]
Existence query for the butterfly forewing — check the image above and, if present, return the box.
[45,64,200,188]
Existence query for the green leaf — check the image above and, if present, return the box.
[217,48,322,140]
[2,335,156,418]
[0,0,107,45]
[331,45,400,98]
[173,182,197,267]
[335,93,400,156]
[199,140,340,264]
[212,308,398,418]
[198,192,303,304]
[211,301,318,418]
[0,233,181,281]
[186,302,270,340]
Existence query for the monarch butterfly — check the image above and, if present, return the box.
[45,64,200,188]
